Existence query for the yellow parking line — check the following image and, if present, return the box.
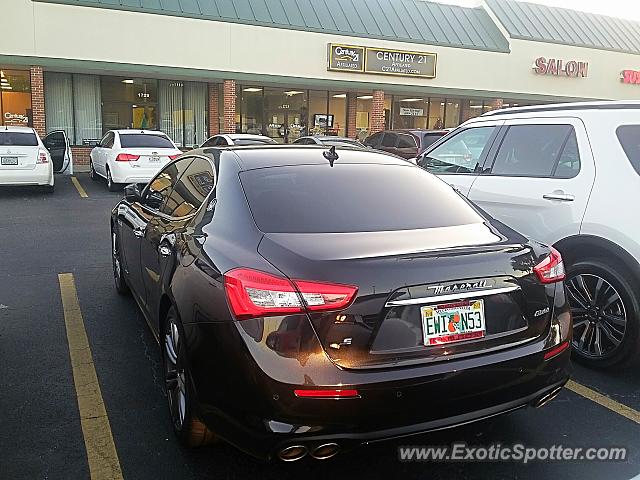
[71,176,88,198]
[58,273,123,480]
[566,380,640,425]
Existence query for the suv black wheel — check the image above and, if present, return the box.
[162,306,217,447]
[111,229,130,295]
[566,258,640,368]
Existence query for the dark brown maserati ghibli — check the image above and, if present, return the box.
[110,145,571,461]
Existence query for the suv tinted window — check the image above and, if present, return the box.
[162,157,215,217]
[422,132,446,149]
[364,133,382,148]
[397,134,417,149]
[240,164,482,233]
[144,157,194,210]
[120,134,174,149]
[0,132,38,146]
[490,125,577,177]
[420,126,495,174]
[616,125,640,175]
[381,133,397,147]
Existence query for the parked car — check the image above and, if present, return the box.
[293,135,365,148]
[0,126,70,192]
[90,130,182,191]
[110,145,570,461]
[200,133,277,147]
[363,129,450,160]
[418,100,640,368]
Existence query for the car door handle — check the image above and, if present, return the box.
[133,228,145,237]
[158,245,172,257]
[543,193,575,202]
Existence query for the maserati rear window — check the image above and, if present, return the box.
[119,134,174,149]
[240,164,482,233]
[0,132,38,146]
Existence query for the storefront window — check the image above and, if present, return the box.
[101,77,158,132]
[240,86,264,135]
[159,80,184,146]
[356,94,372,140]
[308,90,328,136]
[444,100,461,128]
[1,69,32,127]
[461,99,484,122]
[183,82,207,148]
[329,92,347,137]
[44,73,74,140]
[428,98,445,129]
[73,75,102,145]
[392,97,429,130]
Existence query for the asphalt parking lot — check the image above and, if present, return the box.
[1,174,639,480]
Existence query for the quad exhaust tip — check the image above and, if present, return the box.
[278,445,308,462]
[310,443,340,460]
[534,386,563,408]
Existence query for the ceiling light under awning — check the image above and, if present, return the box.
[284,90,304,96]
[122,79,134,84]
[401,98,423,102]
[332,94,347,98]
[243,88,262,92]
[357,95,373,100]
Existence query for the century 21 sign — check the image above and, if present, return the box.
[328,43,437,78]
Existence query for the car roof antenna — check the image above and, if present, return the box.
[323,145,339,167]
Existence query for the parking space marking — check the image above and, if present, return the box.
[566,380,640,425]
[58,273,123,480]
[71,176,89,198]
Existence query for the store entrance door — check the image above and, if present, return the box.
[265,108,305,144]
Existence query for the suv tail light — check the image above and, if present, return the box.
[534,247,566,284]
[36,150,49,164]
[223,268,358,320]
[169,154,180,160]
[116,153,140,162]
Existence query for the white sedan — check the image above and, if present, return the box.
[90,130,182,191]
[0,126,58,192]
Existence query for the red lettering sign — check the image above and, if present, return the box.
[622,70,640,84]
[534,57,588,77]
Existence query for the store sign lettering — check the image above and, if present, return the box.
[328,43,436,78]
[399,107,424,117]
[328,44,365,72]
[4,112,28,125]
[622,70,640,84]
[533,57,588,77]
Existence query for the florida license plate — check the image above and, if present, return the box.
[421,300,486,346]
[1,156,18,165]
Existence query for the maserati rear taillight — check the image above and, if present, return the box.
[169,154,180,160]
[223,268,357,320]
[534,247,566,284]
[116,153,140,162]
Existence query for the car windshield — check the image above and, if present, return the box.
[119,134,175,148]
[0,132,38,146]
[234,138,276,145]
[240,164,481,233]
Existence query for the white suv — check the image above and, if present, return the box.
[418,101,640,368]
